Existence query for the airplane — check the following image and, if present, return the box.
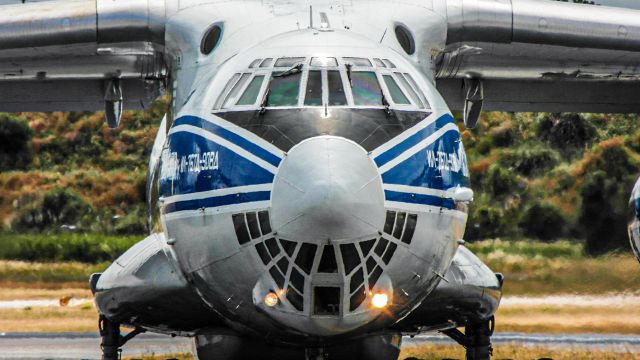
[1,0,640,359]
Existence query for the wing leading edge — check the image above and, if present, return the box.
[437,0,640,113]
[0,0,167,113]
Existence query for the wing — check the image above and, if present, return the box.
[436,0,640,113]
[0,0,167,116]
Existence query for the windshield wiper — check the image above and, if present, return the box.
[381,91,391,116]
[259,88,271,115]
[346,63,353,85]
[274,63,303,78]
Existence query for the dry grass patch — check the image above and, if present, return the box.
[0,287,91,300]
[0,304,98,333]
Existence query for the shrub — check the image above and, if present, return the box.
[482,164,519,198]
[578,170,631,256]
[0,114,33,171]
[499,145,558,177]
[537,113,596,156]
[12,188,94,232]
[519,202,566,241]
[465,204,505,241]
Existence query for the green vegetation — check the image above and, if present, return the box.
[0,96,639,257]
[462,112,640,255]
[0,233,139,262]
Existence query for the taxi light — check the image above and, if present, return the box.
[264,292,279,307]
[371,292,389,308]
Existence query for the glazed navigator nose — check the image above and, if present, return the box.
[271,136,385,243]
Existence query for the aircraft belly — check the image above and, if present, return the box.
[93,233,225,334]
[393,245,502,332]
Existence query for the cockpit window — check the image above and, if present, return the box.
[236,75,265,106]
[214,73,241,109]
[382,59,396,68]
[350,71,383,106]
[373,58,386,68]
[400,73,430,109]
[223,73,251,108]
[260,58,273,68]
[275,57,305,67]
[249,59,262,68]
[344,57,373,67]
[327,70,347,106]
[382,75,410,105]
[394,72,424,108]
[214,56,430,111]
[311,57,338,67]
[267,71,302,106]
[304,70,323,106]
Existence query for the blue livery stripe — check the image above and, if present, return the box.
[162,191,271,214]
[174,116,282,167]
[374,114,454,168]
[385,190,455,209]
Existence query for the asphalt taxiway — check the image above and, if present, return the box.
[1,332,640,359]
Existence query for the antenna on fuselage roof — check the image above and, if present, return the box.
[309,5,313,29]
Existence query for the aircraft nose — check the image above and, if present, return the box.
[271,136,385,243]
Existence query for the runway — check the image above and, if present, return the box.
[1,331,639,359]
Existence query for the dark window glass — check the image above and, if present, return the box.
[366,257,377,273]
[255,242,270,265]
[382,243,397,265]
[350,285,366,311]
[374,238,389,257]
[295,243,317,274]
[402,214,418,244]
[287,289,304,311]
[246,212,261,239]
[277,257,289,274]
[258,210,272,235]
[304,70,323,106]
[383,75,410,105]
[270,266,285,289]
[214,73,241,109]
[351,72,382,106]
[359,239,376,257]
[311,57,338,67]
[344,57,372,67]
[290,268,305,293]
[275,57,305,67]
[350,267,364,293]
[265,237,280,257]
[314,287,340,315]
[280,239,297,257]
[232,213,250,245]
[393,212,406,239]
[402,73,430,109]
[223,73,250,108]
[327,70,347,106]
[384,211,396,234]
[383,59,397,68]
[236,75,265,106]
[267,72,301,107]
[318,245,338,273]
[395,72,423,108]
[260,58,273,68]
[201,24,222,55]
[340,243,360,275]
[249,59,262,68]
[368,266,383,289]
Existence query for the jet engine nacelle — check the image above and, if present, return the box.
[629,176,640,263]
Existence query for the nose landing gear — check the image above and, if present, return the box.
[99,315,146,360]
[442,316,495,360]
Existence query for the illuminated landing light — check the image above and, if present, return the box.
[371,292,389,309]
[264,292,279,307]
